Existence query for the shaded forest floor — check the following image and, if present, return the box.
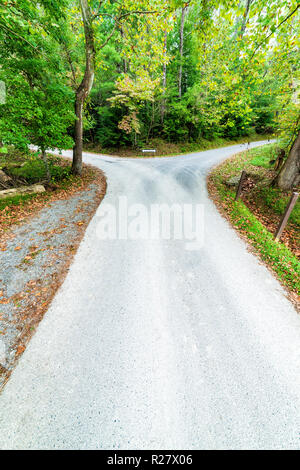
[207,144,300,308]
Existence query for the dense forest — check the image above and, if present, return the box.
[0,0,299,187]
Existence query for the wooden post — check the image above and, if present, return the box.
[235,171,247,201]
[274,192,299,242]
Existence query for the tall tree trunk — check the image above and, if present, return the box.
[72,0,96,175]
[277,130,300,190]
[161,31,167,124]
[72,97,84,175]
[178,6,187,100]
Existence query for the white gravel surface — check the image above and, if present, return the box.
[0,183,100,384]
[0,141,299,450]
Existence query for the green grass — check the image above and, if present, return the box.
[0,193,38,211]
[2,154,71,184]
[0,149,78,212]
[8,158,47,183]
[177,133,273,154]
[249,144,278,169]
[0,149,72,183]
[209,144,300,296]
[252,186,300,226]
[246,144,299,226]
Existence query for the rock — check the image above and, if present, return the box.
[0,184,46,199]
[0,169,12,184]
[3,162,26,169]
[226,174,242,187]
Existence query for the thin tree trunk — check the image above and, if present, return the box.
[120,26,128,73]
[147,101,155,143]
[234,0,252,38]
[178,6,187,100]
[277,130,300,190]
[161,31,167,124]
[72,0,96,175]
[240,0,252,36]
[41,149,50,183]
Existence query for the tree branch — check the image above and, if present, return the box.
[98,20,119,50]
[95,9,160,50]
[250,5,299,60]
[0,21,39,50]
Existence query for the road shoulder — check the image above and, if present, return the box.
[207,147,300,311]
[0,164,106,389]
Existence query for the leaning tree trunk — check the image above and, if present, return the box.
[277,130,300,190]
[72,0,96,176]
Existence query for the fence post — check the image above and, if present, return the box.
[235,171,247,201]
[274,192,299,242]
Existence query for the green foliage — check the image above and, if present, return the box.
[0,70,75,152]
[0,0,75,153]
[0,0,299,152]
[94,107,131,148]
[0,150,72,185]
[9,157,46,183]
[163,100,192,141]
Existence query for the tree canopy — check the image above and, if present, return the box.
[0,0,299,184]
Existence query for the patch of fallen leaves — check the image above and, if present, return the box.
[0,162,101,237]
[242,194,299,257]
[0,163,107,390]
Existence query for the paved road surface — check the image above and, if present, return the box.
[0,142,299,449]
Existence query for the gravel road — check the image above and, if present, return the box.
[0,182,102,387]
[0,141,299,450]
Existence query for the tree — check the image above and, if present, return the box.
[277,130,300,190]
[178,5,188,99]
[0,0,74,179]
[72,0,96,175]
[68,0,174,174]
[0,0,176,174]
[161,30,168,123]
[1,0,299,171]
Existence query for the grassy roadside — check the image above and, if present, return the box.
[207,144,300,303]
[84,133,273,158]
